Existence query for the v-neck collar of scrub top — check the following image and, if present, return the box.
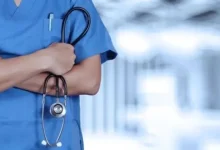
[5,0,36,19]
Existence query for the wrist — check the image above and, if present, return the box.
[33,49,52,72]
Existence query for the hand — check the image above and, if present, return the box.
[40,43,76,75]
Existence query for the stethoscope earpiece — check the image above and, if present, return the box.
[57,142,62,147]
[41,140,47,146]
[41,140,62,147]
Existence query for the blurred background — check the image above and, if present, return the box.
[80,0,220,150]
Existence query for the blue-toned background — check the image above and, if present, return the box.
[81,0,220,149]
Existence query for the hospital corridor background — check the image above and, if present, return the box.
[80,0,220,150]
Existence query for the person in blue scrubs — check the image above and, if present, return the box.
[0,0,117,149]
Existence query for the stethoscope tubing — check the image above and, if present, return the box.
[41,6,91,147]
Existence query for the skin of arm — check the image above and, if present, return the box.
[15,55,102,96]
[0,52,49,92]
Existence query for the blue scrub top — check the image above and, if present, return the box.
[0,0,117,149]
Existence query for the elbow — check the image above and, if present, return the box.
[86,78,101,95]
[90,84,100,95]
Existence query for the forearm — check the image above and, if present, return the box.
[15,73,53,94]
[16,64,100,96]
[0,51,48,92]
[62,63,101,96]
[16,55,101,96]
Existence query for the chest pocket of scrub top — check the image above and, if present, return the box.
[43,19,71,47]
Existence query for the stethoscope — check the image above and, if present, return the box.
[41,6,91,147]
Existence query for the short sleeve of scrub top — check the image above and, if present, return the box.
[70,0,117,64]
[0,0,117,150]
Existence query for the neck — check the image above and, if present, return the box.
[14,0,22,7]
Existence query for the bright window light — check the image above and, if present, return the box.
[159,29,200,56]
[115,28,151,61]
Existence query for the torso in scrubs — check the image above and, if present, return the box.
[0,0,117,149]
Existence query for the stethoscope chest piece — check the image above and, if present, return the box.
[50,102,66,118]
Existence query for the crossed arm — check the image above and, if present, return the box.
[15,55,101,96]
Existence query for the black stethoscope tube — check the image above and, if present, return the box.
[41,6,91,147]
